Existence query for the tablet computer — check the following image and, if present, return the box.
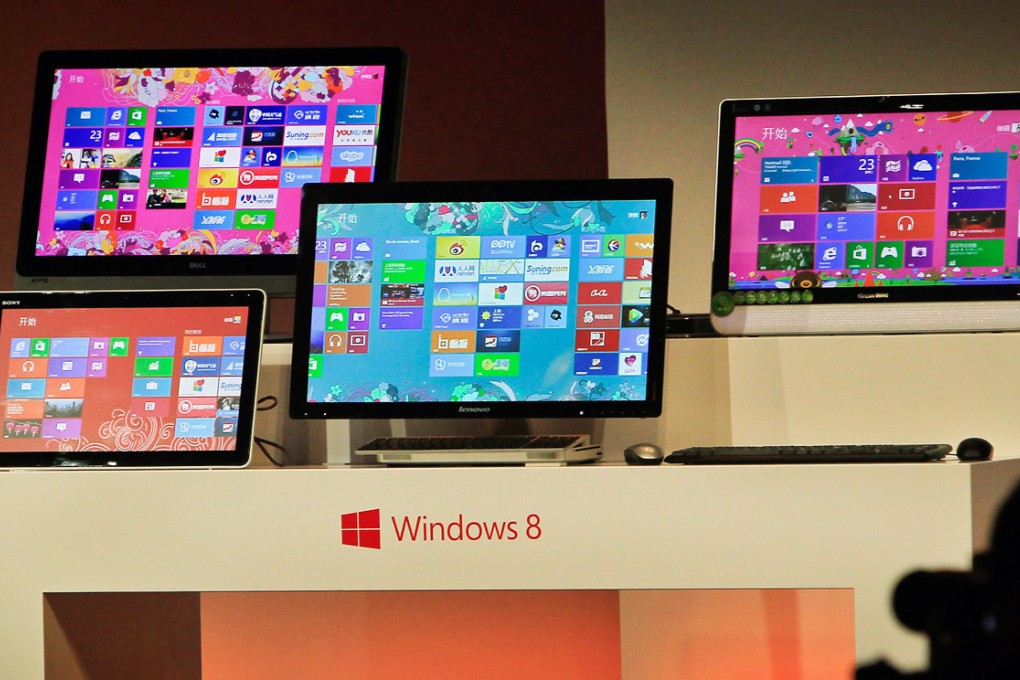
[0,289,265,468]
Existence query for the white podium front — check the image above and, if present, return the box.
[2,459,1018,678]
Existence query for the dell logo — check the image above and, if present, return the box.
[189,262,208,270]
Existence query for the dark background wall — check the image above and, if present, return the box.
[23,5,607,675]
[0,1,608,289]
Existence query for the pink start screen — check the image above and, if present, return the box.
[38,64,388,259]
[728,107,1020,288]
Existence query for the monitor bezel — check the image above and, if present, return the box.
[0,288,266,468]
[712,91,1020,307]
[290,178,673,420]
[16,47,407,288]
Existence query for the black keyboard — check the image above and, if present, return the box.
[665,443,952,465]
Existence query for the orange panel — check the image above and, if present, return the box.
[618,589,855,680]
[202,589,855,680]
[201,591,622,680]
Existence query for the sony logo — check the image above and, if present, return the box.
[857,292,890,300]
[458,406,491,413]
[1,300,21,306]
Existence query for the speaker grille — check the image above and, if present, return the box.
[712,301,1020,336]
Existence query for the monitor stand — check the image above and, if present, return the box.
[324,417,604,466]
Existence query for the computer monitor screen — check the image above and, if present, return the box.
[711,91,1020,335]
[290,179,673,420]
[16,48,406,294]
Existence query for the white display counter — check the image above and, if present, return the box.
[2,456,1018,678]
[6,333,1020,677]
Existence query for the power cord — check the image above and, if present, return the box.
[664,303,718,337]
[254,395,288,467]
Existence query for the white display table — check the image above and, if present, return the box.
[2,457,1018,678]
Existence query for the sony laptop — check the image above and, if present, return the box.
[0,289,264,468]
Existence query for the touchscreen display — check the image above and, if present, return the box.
[1,305,251,454]
[38,63,390,259]
[727,105,1020,290]
[304,199,660,405]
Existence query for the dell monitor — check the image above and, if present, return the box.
[289,179,672,442]
[711,91,1020,335]
[16,47,406,294]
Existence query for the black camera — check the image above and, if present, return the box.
[858,486,1020,679]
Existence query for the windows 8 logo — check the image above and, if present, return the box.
[341,508,381,549]
[340,508,545,550]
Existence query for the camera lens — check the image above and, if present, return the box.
[753,104,761,112]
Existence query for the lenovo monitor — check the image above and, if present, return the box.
[289,179,673,424]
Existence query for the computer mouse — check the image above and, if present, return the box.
[956,437,994,461]
[624,442,664,465]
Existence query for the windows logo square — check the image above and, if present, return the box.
[341,508,381,549]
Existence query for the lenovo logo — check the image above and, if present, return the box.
[458,406,491,413]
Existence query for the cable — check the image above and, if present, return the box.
[254,395,287,467]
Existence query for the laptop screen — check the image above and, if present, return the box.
[714,93,1020,306]
[290,179,673,420]
[0,289,264,467]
